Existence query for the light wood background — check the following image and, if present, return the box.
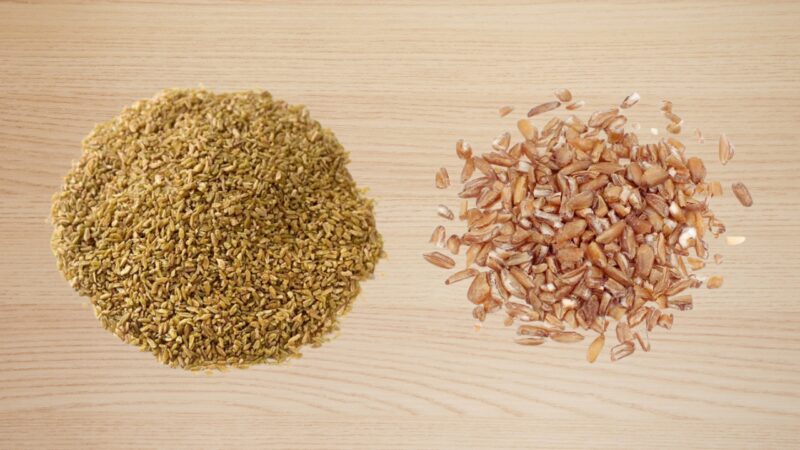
[2,1,799,448]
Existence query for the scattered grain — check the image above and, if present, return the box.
[515,337,546,346]
[687,157,706,183]
[616,321,634,344]
[517,119,538,141]
[610,342,635,361]
[707,276,724,289]
[498,106,514,117]
[687,257,705,271]
[709,181,723,197]
[565,100,585,110]
[527,101,561,117]
[657,313,674,329]
[549,331,585,343]
[666,122,682,134]
[435,167,451,189]
[664,111,682,124]
[620,92,640,109]
[424,252,456,269]
[732,182,753,207]
[634,331,650,352]
[554,88,573,102]
[668,295,693,310]
[587,334,605,363]
[719,134,734,165]
[726,236,746,246]
[437,204,455,220]
[430,225,446,247]
[430,92,753,363]
[447,235,462,254]
[446,268,478,285]
[460,157,475,183]
[456,139,473,160]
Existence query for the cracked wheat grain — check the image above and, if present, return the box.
[51,89,383,370]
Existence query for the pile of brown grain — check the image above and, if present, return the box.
[427,90,752,362]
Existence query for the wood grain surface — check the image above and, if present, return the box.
[2,1,800,448]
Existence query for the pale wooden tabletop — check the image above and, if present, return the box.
[2,1,800,448]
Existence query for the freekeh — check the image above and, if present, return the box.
[51,89,383,370]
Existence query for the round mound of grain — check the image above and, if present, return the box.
[51,89,383,370]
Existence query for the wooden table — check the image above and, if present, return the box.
[2,1,799,448]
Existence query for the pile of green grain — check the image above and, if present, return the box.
[51,89,383,370]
